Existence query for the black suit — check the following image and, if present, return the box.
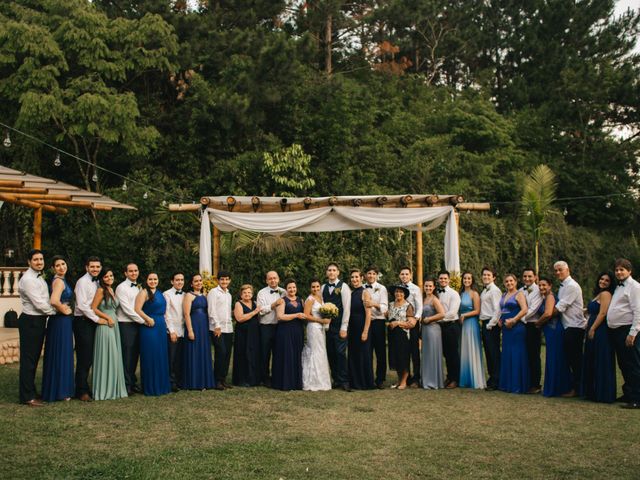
[73,315,97,397]
[18,313,47,403]
[324,281,349,387]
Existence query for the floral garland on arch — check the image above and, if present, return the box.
[200,271,218,294]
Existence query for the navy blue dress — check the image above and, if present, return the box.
[182,294,215,390]
[580,299,616,403]
[348,287,374,389]
[140,291,171,396]
[232,301,261,387]
[540,296,572,397]
[271,296,304,391]
[42,278,75,402]
[499,293,529,394]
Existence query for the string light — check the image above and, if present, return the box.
[161,200,167,207]
[143,192,148,200]
[0,121,183,203]
[495,208,500,215]
[605,201,612,208]
[54,152,61,167]
[563,207,568,216]
[526,209,532,216]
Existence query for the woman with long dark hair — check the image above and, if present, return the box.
[41,255,75,402]
[134,272,171,396]
[581,271,616,403]
[272,278,305,391]
[91,267,128,400]
[458,272,485,389]
[182,274,215,390]
[421,277,445,389]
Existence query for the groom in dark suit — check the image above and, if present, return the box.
[323,262,352,391]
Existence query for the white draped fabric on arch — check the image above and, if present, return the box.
[198,196,460,276]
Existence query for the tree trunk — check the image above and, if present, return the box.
[325,13,332,75]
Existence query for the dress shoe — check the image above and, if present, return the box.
[376,383,385,390]
[445,382,458,389]
[561,390,577,398]
[171,385,180,393]
[214,384,225,391]
[25,399,45,407]
[621,402,640,409]
[616,395,629,403]
[78,393,93,402]
[485,385,497,391]
[340,384,352,392]
[221,382,233,389]
[127,389,135,396]
[132,385,143,394]
[528,387,542,394]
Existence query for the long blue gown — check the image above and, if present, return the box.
[42,278,75,402]
[459,291,486,389]
[140,291,171,396]
[580,299,616,403]
[540,297,572,397]
[348,286,374,390]
[271,296,304,391]
[182,294,215,390]
[499,293,529,394]
[232,301,261,387]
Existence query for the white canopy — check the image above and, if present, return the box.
[199,201,460,275]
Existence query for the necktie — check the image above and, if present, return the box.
[131,282,138,287]
[365,284,373,288]
[270,289,279,294]
[176,290,183,295]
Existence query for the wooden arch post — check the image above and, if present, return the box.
[33,207,42,249]
[212,225,220,278]
[416,224,423,290]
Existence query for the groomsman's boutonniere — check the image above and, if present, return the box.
[374,287,380,293]
[335,287,341,295]
[40,270,49,281]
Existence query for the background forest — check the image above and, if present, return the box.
[0,0,639,288]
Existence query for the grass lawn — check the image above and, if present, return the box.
[1,362,638,479]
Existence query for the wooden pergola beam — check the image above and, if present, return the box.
[0,187,48,194]
[0,180,23,188]
[10,193,73,201]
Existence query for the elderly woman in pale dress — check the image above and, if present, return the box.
[301,279,332,391]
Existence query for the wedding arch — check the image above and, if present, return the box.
[170,194,489,285]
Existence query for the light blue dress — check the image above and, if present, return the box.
[421,302,444,389]
[459,291,486,389]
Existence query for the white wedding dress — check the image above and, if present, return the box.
[302,296,332,391]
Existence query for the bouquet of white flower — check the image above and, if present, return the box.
[319,302,339,331]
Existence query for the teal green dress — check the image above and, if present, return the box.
[93,295,128,400]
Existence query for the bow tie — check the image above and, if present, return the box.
[437,288,445,293]
[483,286,489,292]
[37,272,43,277]
[131,282,138,287]
[328,283,336,287]
[618,281,625,287]
[365,284,373,288]
[175,290,183,295]
[92,277,99,282]
[270,289,279,294]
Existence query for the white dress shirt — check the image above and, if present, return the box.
[480,282,502,329]
[404,282,423,320]
[18,268,56,316]
[207,285,233,333]
[607,276,640,337]
[115,280,145,324]
[438,286,461,322]
[321,280,351,332]
[556,276,586,329]
[257,285,284,325]
[163,287,185,337]
[365,282,389,319]
[74,272,100,322]
[521,283,543,323]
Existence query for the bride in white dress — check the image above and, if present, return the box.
[302,279,332,391]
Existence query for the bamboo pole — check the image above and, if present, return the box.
[0,180,23,188]
[416,224,423,289]
[11,193,72,201]
[33,207,42,249]
[168,203,200,212]
[0,187,48,194]
[213,226,220,278]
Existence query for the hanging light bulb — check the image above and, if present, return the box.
[92,172,98,183]
[563,207,568,216]
[3,131,11,148]
[526,209,532,216]
[161,200,167,207]
[495,208,500,215]
[143,191,148,200]
[605,201,612,208]
[466,209,470,215]
[121,181,128,192]
[54,152,61,167]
